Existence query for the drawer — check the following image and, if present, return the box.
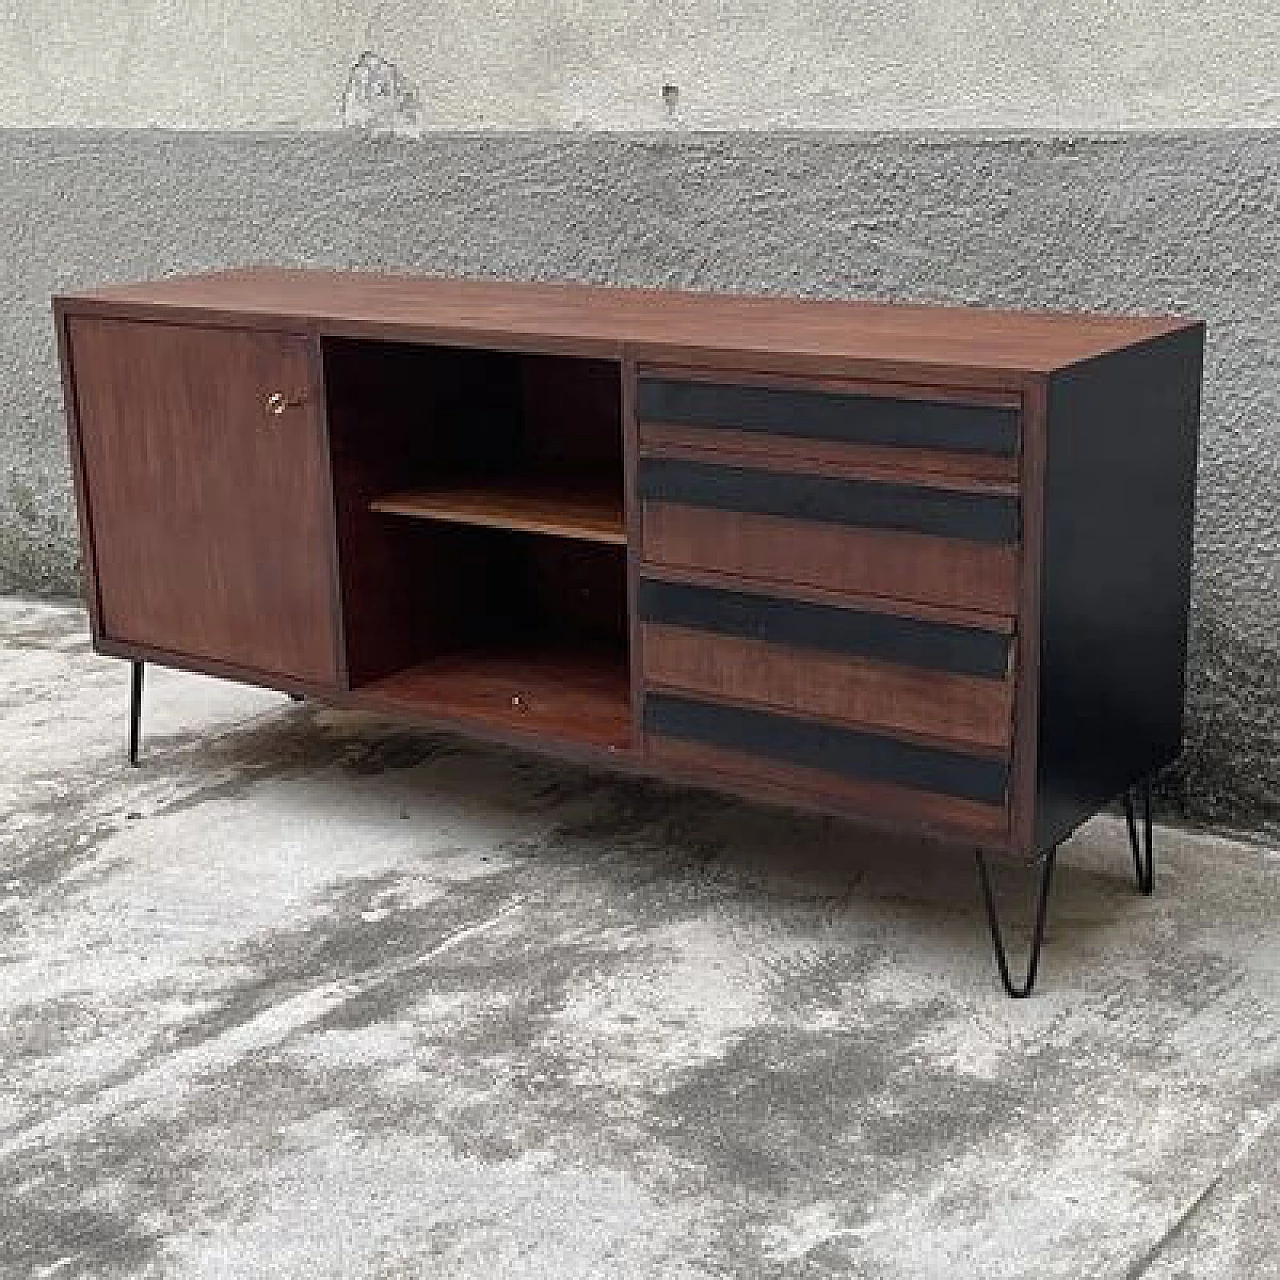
[637,375,1019,459]
[639,577,1015,752]
[639,573,1014,838]
[639,457,1020,614]
[645,696,1009,840]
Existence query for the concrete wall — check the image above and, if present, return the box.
[3,4,1279,129]
[1,9,1278,831]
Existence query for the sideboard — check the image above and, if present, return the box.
[53,270,1203,995]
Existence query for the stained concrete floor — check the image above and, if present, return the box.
[0,596,1277,1280]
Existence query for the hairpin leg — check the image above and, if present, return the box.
[975,846,1058,998]
[128,660,144,767]
[1123,779,1154,895]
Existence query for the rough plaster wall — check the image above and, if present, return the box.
[0,131,1276,827]
[1,3,1279,129]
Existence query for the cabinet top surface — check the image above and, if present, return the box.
[57,267,1200,378]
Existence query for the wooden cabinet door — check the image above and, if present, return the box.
[67,317,339,685]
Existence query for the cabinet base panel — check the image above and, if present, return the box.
[357,649,633,754]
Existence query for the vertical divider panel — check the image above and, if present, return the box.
[53,304,104,645]
[1010,378,1047,859]
[309,329,350,690]
[621,352,643,748]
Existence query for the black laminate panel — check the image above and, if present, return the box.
[639,458,1019,544]
[646,694,1009,805]
[639,579,1010,678]
[638,378,1019,456]
[1034,326,1203,852]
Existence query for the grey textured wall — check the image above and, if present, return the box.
[1,131,1277,828]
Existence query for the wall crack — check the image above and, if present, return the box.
[341,50,421,137]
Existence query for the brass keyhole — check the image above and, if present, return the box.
[265,391,305,417]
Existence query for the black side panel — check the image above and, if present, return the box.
[639,579,1011,678]
[646,694,1009,805]
[638,378,1019,456]
[639,458,1019,544]
[1035,326,1203,851]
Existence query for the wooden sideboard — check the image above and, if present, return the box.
[53,269,1204,995]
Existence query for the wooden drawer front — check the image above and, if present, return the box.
[639,458,1020,614]
[639,579,1014,752]
[645,696,1009,838]
[647,733,1008,841]
[638,377,1019,458]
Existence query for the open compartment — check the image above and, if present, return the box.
[323,337,631,751]
[325,337,624,544]
[353,525,630,750]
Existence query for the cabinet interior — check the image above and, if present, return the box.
[322,337,631,748]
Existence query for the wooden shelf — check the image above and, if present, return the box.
[369,479,626,545]
[358,648,632,752]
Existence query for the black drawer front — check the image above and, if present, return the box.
[645,694,1010,805]
[639,579,1011,678]
[639,458,1019,545]
[637,378,1019,457]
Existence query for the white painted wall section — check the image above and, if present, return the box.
[1,0,1277,130]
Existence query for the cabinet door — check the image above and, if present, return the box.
[67,317,339,685]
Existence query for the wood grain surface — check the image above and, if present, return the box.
[360,649,632,751]
[646,735,1008,842]
[639,422,1020,492]
[57,267,1195,378]
[642,503,1019,615]
[67,316,340,684]
[642,623,1013,752]
[370,480,626,544]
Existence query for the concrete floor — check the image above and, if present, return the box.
[1,597,1277,1279]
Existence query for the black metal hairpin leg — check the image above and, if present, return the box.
[1123,779,1154,895]
[975,846,1058,998]
[128,660,144,767]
